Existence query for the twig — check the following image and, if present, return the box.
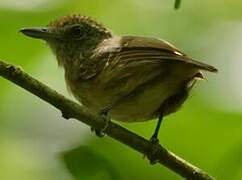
[174,0,182,9]
[0,60,215,180]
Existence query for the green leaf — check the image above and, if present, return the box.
[61,145,122,180]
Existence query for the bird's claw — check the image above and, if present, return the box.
[147,136,160,164]
[91,127,105,137]
[91,108,110,137]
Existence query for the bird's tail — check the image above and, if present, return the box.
[185,57,218,73]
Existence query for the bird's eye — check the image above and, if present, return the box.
[70,25,84,39]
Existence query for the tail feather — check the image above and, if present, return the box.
[183,57,218,73]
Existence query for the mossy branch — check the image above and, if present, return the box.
[0,60,215,180]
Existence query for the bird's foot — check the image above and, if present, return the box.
[91,108,110,137]
[146,135,160,165]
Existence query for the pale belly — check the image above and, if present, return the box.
[72,78,185,122]
[109,80,182,122]
[66,67,197,123]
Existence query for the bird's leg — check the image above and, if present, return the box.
[147,114,163,164]
[91,105,112,137]
[150,115,163,143]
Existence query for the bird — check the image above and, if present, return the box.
[20,14,217,149]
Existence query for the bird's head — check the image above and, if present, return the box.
[20,15,112,65]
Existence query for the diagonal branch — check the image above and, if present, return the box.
[0,60,215,180]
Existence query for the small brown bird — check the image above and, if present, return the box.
[20,15,217,144]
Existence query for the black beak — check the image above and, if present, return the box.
[20,27,53,40]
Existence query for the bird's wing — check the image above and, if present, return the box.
[94,36,218,73]
[92,36,217,95]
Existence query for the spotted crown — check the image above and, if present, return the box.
[48,14,112,36]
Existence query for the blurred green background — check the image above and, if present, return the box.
[0,0,242,179]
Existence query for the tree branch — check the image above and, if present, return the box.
[0,60,215,180]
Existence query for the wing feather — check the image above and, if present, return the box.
[92,36,217,95]
[95,36,218,72]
